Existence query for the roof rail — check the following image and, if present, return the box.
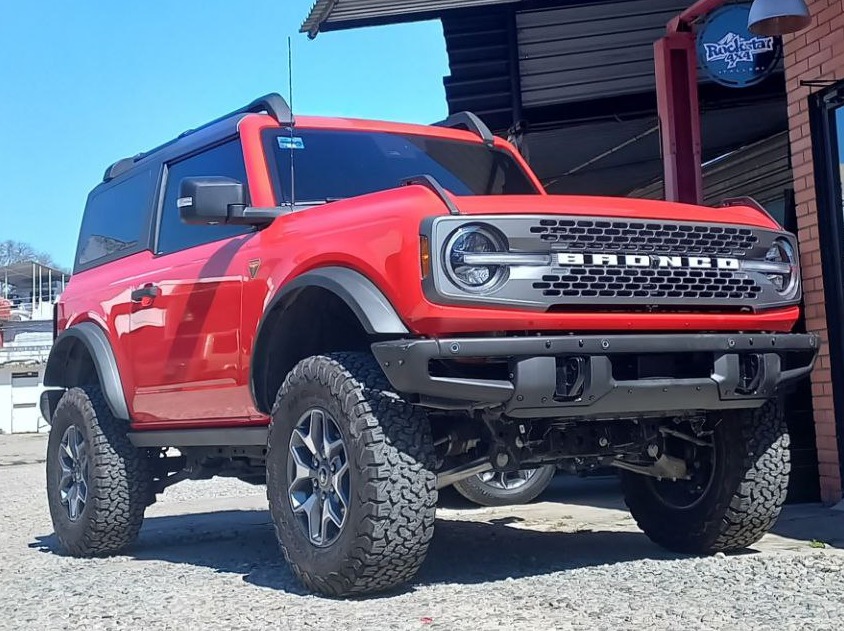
[433,111,495,147]
[103,93,294,182]
[102,156,139,182]
[243,93,294,126]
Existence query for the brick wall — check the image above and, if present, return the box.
[782,0,844,502]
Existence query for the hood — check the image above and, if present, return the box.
[448,194,782,231]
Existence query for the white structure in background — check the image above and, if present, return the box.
[1,260,67,320]
[1,261,68,434]
[0,334,51,434]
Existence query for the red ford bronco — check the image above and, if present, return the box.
[42,94,818,596]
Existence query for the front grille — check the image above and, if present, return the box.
[531,219,758,256]
[533,267,762,301]
[427,214,799,313]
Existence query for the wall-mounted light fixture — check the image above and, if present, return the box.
[748,0,812,36]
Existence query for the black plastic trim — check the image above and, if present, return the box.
[264,267,409,336]
[43,322,131,420]
[128,427,268,448]
[400,175,460,215]
[811,81,844,488]
[434,111,495,147]
[719,196,783,229]
[103,157,137,182]
[371,333,819,418]
[39,390,64,425]
[103,93,292,183]
[244,93,293,126]
[248,267,407,414]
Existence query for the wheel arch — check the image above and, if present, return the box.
[43,322,131,421]
[250,267,408,414]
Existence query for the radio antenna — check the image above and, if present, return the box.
[287,36,296,210]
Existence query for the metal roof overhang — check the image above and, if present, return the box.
[1,262,68,290]
[300,0,788,199]
[301,0,517,37]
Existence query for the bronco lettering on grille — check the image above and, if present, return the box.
[556,253,741,270]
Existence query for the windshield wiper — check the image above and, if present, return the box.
[287,197,346,207]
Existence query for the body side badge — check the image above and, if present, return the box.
[248,259,261,279]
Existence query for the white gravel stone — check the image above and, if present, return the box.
[2,436,844,630]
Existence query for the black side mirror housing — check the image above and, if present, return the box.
[178,177,246,225]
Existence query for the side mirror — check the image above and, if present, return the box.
[178,177,246,225]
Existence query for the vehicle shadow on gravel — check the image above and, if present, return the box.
[417,515,686,587]
[32,508,688,597]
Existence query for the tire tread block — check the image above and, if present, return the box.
[623,401,790,554]
[267,353,437,597]
[47,386,152,556]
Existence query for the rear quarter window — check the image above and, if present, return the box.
[75,169,155,272]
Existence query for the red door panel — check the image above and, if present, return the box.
[127,240,253,425]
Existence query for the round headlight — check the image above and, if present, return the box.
[765,238,798,295]
[444,225,507,292]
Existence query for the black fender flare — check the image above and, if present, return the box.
[43,321,131,421]
[268,267,409,336]
[250,267,408,412]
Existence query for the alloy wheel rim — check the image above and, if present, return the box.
[58,425,89,521]
[287,408,350,547]
[477,468,539,491]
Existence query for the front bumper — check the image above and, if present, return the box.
[371,333,819,419]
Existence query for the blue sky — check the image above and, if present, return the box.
[0,0,448,268]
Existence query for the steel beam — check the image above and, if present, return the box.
[654,32,703,205]
[656,0,729,204]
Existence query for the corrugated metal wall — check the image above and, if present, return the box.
[527,98,786,197]
[440,1,693,125]
[630,132,792,206]
[701,132,792,206]
[442,8,514,129]
[516,0,689,108]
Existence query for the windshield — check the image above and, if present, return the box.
[266,128,540,204]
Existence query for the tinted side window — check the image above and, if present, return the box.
[158,139,250,255]
[76,169,153,270]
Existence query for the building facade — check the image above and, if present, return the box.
[301,0,844,503]
[783,0,844,502]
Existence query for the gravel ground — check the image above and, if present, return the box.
[2,435,844,630]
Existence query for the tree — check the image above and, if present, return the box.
[0,239,62,270]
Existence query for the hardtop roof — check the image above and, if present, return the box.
[98,101,502,197]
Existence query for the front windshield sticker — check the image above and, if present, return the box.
[277,136,305,150]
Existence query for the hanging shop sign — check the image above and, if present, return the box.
[696,4,783,88]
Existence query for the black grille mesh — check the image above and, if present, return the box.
[533,268,762,300]
[531,219,758,256]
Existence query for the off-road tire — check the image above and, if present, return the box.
[622,400,790,553]
[46,386,153,556]
[266,353,438,597]
[453,465,556,507]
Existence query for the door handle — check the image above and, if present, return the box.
[131,284,160,306]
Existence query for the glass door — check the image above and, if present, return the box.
[811,82,844,487]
